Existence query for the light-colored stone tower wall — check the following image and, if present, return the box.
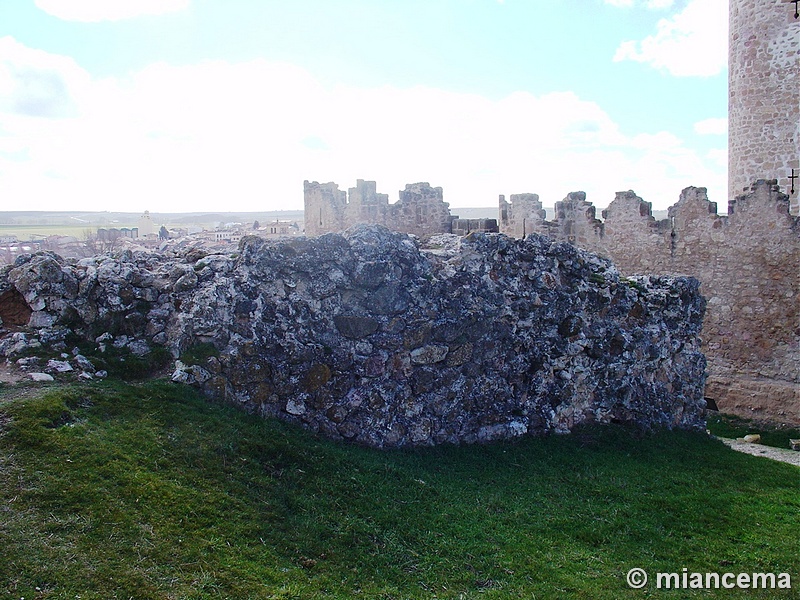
[303,180,455,237]
[303,181,347,237]
[553,192,605,248]
[498,193,548,238]
[728,0,799,213]
[390,183,453,237]
[346,179,390,227]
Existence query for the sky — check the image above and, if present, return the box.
[0,0,728,213]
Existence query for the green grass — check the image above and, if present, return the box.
[14,335,173,382]
[0,225,97,240]
[179,343,220,366]
[707,412,800,451]
[0,380,798,599]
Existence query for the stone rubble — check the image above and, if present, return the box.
[0,225,707,448]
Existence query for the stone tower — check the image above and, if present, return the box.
[728,0,799,213]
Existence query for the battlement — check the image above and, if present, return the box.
[500,179,800,424]
[304,179,455,237]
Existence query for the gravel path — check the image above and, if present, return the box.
[720,438,800,467]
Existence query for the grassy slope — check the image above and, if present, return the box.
[0,380,798,599]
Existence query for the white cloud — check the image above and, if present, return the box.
[613,0,727,77]
[645,0,674,8]
[694,117,727,135]
[604,0,674,8]
[0,38,726,213]
[34,0,189,22]
[0,36,91,117]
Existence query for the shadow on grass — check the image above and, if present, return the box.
[0,380,797,599]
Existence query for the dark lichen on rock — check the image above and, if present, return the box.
[0,226,707,448]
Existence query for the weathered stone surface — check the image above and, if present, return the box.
[0,225,707,448]
[334,316,379,339]
[500,180,800,425]
[410,345,449,365]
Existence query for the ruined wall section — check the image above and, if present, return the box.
[304,180,454,237]
[599,191,673,275]
[729,0,799,214]
[303,181,348,237]
[0,227,708,448]
[606,183,799,424]
[552,192,605,250]
[346,179,391,228]
[695,182,800,419]
[499,180,800,424]
[390,183,453,237]
[499,193,548,239]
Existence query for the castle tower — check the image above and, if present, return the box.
[728,0,799,214]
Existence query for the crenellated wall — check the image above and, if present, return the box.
[498,193,548,239]
[303,181,349,236]
[304,179,456,237]
[500,180,800,425]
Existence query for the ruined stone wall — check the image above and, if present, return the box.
[346,179,391,227]
[304,179,454,237]
[389,183,453,237]
[499,193,549,239]
[499,180,800,425]
[599,191,674,275]
[303,181,348,236]
[729,0,799,214]
[554,192,605,249]
[0,227,707,448]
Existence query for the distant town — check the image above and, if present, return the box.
[0,206,509,265]
[0,209,306,264]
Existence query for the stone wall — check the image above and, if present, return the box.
[498,193,549,239]
[303,181,349,236]
[729,0,799,214]
[500,180,800,425]
[304,179,456,237]
[0,227,707,448]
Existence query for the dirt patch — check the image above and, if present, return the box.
[0,363,27,385]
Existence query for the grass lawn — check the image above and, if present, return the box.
[0,225,96,240]
[0,380,797,599]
